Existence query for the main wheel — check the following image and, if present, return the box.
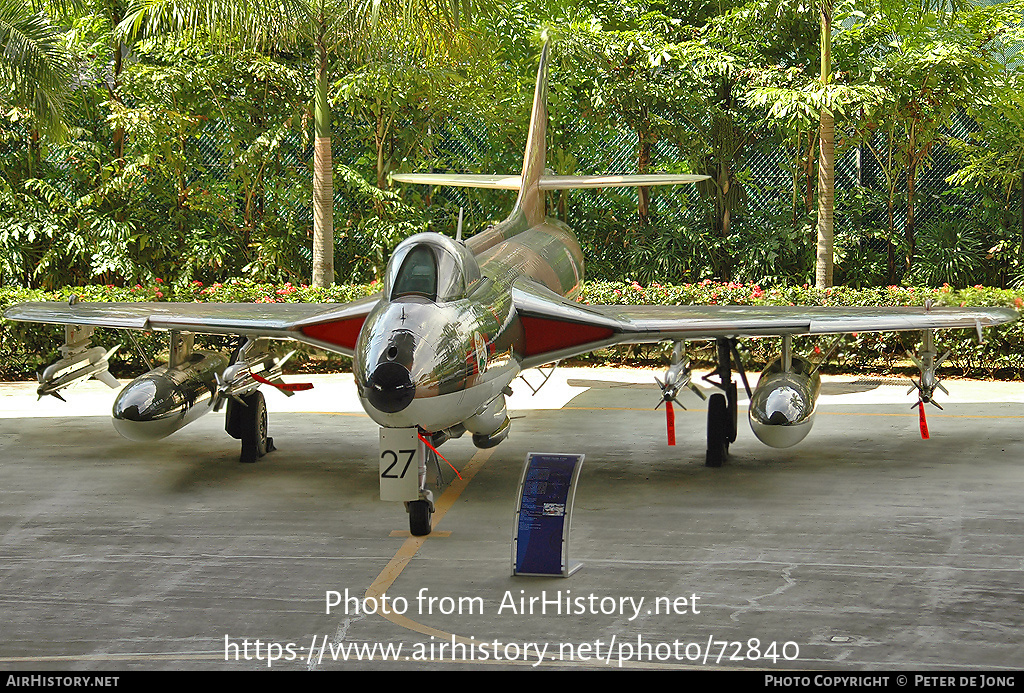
[706,393,729,468]
[408,500,433,536]
[726,381,739,444]
[236,390,272,464]
[225,397,244,439]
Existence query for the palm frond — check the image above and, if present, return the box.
[0,0,73,138]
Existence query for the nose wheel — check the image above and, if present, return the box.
[406,442,438,536]
[408,496,434,536]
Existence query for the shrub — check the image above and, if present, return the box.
[2,280,1020,380]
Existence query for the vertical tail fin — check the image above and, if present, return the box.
[512,40,550,226]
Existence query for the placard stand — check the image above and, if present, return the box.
[511,452,584,577]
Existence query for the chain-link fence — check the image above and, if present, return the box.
[0,98,998,287]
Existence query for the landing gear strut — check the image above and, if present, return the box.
[702,338,750,467]
[406,432,440,536]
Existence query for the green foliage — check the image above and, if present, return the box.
[906,216,986,288]
[4,280,1021,380]
[578,279,1024,374]
[5,0,1024,293]
[0,0,74,139]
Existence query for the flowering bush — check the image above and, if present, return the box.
[1,280,1021,379]
[580,281,1023,374]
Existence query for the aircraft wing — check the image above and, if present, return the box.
[3,294,382,357]
[512,281,1018,369]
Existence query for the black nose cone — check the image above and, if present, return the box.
[366,362,415,413]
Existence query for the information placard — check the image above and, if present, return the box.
[512,452,584,577]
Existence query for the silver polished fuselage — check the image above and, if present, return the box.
[353,211,584,434]
[353,279,520,431]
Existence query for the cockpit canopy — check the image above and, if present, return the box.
[385,233,481,303]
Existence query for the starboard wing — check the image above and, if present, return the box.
[511,281,1018,369]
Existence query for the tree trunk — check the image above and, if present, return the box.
[817,106,834,288]
[804,129,817,215]
[719,162,732,279]
[887,194,896,285]
[905,161,917,275]
[111,41,125,161]
[1018,183,1024,270]
[637,131,651,225]
[311,43,334,288]
[815,3,834,288]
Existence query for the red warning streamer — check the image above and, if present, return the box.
[918,402,930,440]
[251,372,314,392]
[418,434,463,480]
[666,400,676,446]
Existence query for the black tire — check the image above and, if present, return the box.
[225,397,244,439]
[409,500,433,536]
[237,390,270,464]
[706,393,729,468]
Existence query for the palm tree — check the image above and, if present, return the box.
[0,0,74,141]
[816,0,834,288]
[118,0,489,287]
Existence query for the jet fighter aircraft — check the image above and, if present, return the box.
[5,42,1017,536]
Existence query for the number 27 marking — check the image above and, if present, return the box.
[381,449,416,479]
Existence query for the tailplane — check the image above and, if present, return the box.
[390,40,708,222]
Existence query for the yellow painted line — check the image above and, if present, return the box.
[363,447,494,644]
[0,449,494,666]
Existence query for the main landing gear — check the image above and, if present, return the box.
[225,390,276,464]
[216,338,302,465]
[702,338,752,467]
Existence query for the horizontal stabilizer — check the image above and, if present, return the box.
[390,173,708,190]
[390,173,523,189]
[539,174,708,189]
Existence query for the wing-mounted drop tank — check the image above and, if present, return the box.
[112,332,227,442]
[748,343,821,448]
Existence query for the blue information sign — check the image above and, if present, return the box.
[512,452,584,577]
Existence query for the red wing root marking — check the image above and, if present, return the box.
[519,315,615,359]
[300,316,367,351]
